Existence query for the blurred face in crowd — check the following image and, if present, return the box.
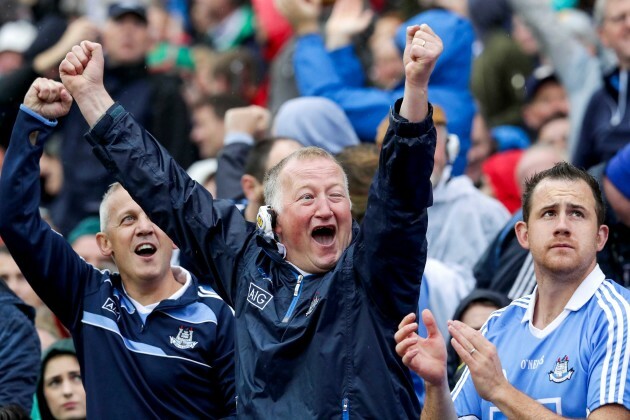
[599,0,630,68]
[461,302,499,331]
[43,355,86,420]
[97,187,176,285]
[0,251,43,307]
[103,14,150,66]
[603,176,630,226]
[537,117,569,152]
[190,105,225,158]
[466,114,494,184]
[431,124,449,187]
[369,38,404,90]
[275,156,353,273]
[523,82,569,131]
[0,51,24,75]
[72,236,115,271]
[516,178,608,282]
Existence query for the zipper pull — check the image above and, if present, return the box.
[294,275,303,296]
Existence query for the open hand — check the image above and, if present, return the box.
[449,320,508,401]
[395,310,448,387]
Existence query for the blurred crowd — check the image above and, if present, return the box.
[0,0,629,416]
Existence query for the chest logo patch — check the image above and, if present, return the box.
[548,355,574,383]
[102,297,120,319]
[305,294,320,317]
[247,282,273,310]
[170,326,198,349]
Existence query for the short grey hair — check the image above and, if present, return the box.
[593,0,608,28]
[263,147,350,213]
[99,182,125,231]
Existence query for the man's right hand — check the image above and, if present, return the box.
[224,106,271,141]
[395,310,448,387]
[23,78,73,120]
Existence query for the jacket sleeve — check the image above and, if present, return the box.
[293,34,398,142]
[0,294,40,412]
[85,104,252,307]
[215,134,253,200]
[353,99,435,322]
[0,107,95,331]
[328,45,366,88]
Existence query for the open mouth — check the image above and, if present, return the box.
[135,243,157,256]
[312,226,336,246]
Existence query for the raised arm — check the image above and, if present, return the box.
[59,41,252,306]
[352,24,440,322]
[0,78,96,330]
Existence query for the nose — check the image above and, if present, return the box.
[554,213,570,236]
[315,197,334,219]
[61,380,73,398]
[136,214,154,235]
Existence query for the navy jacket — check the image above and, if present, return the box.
[574,68,630,170]
[0,281,40,411]
[85,99,435,419]
[0,107,236,419]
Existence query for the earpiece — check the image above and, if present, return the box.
[446,133,460,164]
[257,205,277,239]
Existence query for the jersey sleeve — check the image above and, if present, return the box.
[587,282,630,413]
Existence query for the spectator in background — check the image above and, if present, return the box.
[474,144,565,299]
[522,66,570,139]
[335,143,380,223]
[67,217,115,271]
[574,0,630,169]
[190,0,256,51]
[425,105,510,285]
[508,0,607,158]
[273,97,360,154]
[445,289,510,390]
[589,142,630,286]
[50,2,193,237]
[34,339,86,420]
[469,0,534,127]
[0,246,60,350]
[0,20,37,75]
[190,94,248,159]
[536,114,570,153]
[0,275,40,413]
[277,0,476,174]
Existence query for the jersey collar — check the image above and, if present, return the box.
[521,265,606,325]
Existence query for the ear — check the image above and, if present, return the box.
[596,224,609,252]
[515,220,530,250]
[241,174,260,202]
[96,232,113,257]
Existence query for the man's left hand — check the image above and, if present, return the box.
[23,78,73,120]
[449,320,510,402]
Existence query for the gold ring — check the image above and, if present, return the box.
[420,39,426,47]
[469,347,476,355]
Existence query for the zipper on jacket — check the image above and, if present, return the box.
[282,275,303,323]
[342,397,349,420]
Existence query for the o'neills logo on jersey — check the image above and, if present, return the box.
[548,355,574,383]
[170,326,198,349]
[247,282,273,310]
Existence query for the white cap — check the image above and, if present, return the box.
[0,20,37,54]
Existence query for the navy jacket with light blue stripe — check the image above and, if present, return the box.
[0,107,236,419]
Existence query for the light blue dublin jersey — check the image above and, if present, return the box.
[452,266,630,419]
